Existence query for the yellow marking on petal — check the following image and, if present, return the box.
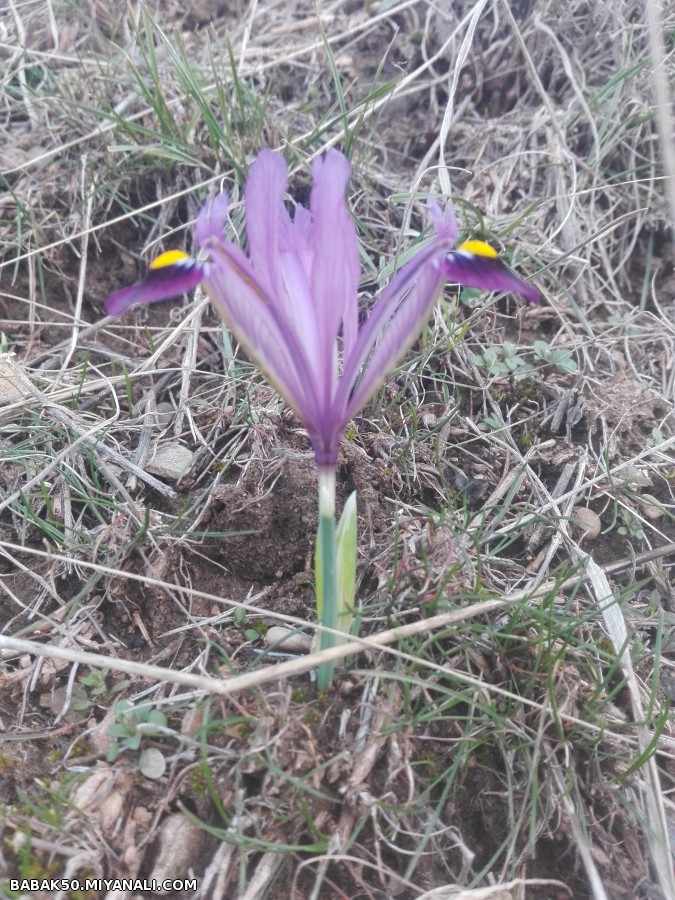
[150,249,191,270]
[458,240,499,259]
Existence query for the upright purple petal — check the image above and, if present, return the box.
[244,150,290,299]
[286,204,313,251]
[203,241,323,430]
[243,150,332,387]
[276,246,323,382]
[246,154,325,383]
[309,151,361,390]
[195,192,230,248]
[428,199,459,245]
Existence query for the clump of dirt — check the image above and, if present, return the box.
[204,457,318,582]
[584,371,671,453]
[194,435,398,588]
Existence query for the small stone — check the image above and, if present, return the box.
[145,443,194,481]
[639,494,665,520]
[265,626,312,654]
[181,706,203,737]
[38,682,89,718]
[149,813,204,889]
[155,402,174,426]
[0,353,32,401]
[71,765,133,837]
[570,507,601,541]
[139,747,166,780]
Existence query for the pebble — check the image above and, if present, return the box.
[570,506,601,541]
[265,626,312,654]
[145,443,194,481]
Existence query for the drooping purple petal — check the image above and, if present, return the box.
[442,250,540,304]
[327,205,461,432]
[105,260,204,316]
[339,239,448,424]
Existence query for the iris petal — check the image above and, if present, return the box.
[309,151,360,371]
[428,200,459,245]
[339,238,450,424]
[442,250,540,305]
[195,192,230,248]
[200,241,322,427]
[244,149,290,300]
[105,259,203,316]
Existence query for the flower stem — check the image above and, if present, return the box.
[316,467,337,691]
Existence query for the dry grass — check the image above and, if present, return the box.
[1,1,674,899]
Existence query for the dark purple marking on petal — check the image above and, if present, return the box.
[442,251,540,305]
[105,261,204,316]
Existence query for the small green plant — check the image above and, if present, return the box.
[472,341,531,375]
[473,339,578,378]
[647,426,663,447]
[478,412,506,432]
[72,669,130,712]
[532,339,578,373]
[233,607,268,641]
[106,700,168,762]
[617,509,645,541]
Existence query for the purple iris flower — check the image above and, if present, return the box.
[106,149,538,468]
